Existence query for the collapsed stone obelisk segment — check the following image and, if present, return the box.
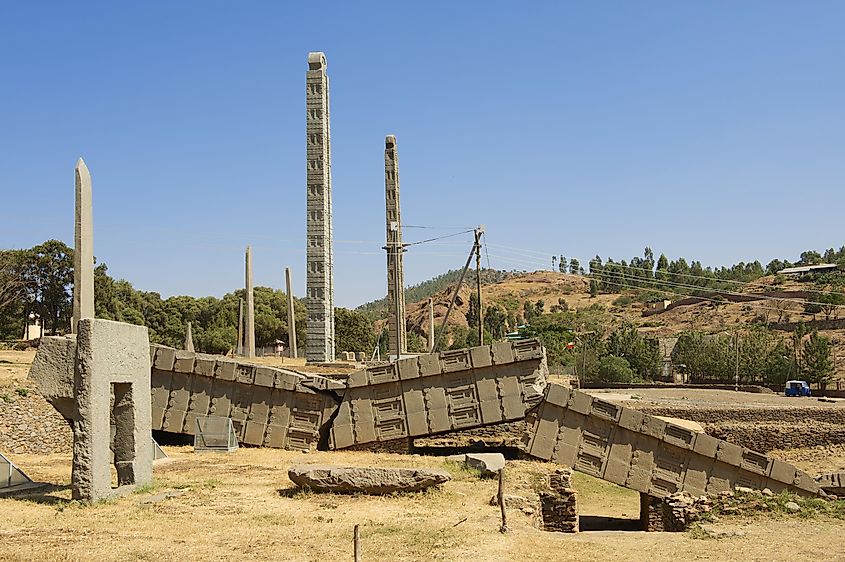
[285,266,298,358]
[184,321,194,352]
[384,135,407,358]
[244,246,255,358]
[72,158,94,333]
[31,335,823,501]
[305,51,335,363]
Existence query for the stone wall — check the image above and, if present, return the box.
[538,467,578,533]
[0,382,71,455]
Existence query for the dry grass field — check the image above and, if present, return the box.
[3,446,845,562]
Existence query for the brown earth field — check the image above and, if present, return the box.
[3,447,845,562]
[404,270,845,380]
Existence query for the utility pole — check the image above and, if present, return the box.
[474,227,484,346]
[393,239,403,359]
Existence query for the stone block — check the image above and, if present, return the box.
[28,335,77,420]
[288,464,450,494]
[173,350,195,374]
[72,319,152,502]
[153,346,176,371]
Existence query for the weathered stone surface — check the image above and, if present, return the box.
[446,453,505,477]
[28,335,76,420]
[489,493,535,510]
[149,344,343,451]
[384,134,406,357]
[654,416,704,434]
[330,339,548,449]
[539,469,578,533]
[72,318,153,502]
[72,158,94,332]
[522,384,821,500]
[305,51,335,363]
[817,471,845,495]
[244,246,255,358]
[288,464,450,494]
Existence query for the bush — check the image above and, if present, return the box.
[612,295,634,307]
[597,355,635,383]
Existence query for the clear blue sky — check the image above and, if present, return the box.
[2,2,843,307]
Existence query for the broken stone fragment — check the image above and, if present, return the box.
[287,464,450,494]
[446,453,505,477]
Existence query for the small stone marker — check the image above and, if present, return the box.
[446,453,505,478]
[288,464,450,494]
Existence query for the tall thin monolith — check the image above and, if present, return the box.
[428,298,435,352]
[384,135,406,358]
[285,267,298,359]
[236,298,244,356]
[305,51,335,363]
[184,321,194,352]
[245,246,255,358]
[72,158,94,333]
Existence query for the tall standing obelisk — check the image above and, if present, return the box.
[245,246,255,358]
[285,267,298,359]
[305,52,335,363]
[384,135,406,358]
[72,158,94,333]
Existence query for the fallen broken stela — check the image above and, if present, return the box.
[29,337,823,500]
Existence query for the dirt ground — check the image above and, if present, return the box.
[585,387,845,410]
[2,447,845,562]
[0,349,35,387]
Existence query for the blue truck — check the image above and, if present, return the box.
[785,380,812,397]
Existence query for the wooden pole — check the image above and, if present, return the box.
[497,468,508,533]
[353,524,361,561]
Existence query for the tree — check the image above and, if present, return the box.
[483,305,508,340]
[801,330,834,388]
[799,250,823,265]
[335,307,376,353]
[606,322,660,380]
[817,292,844,321]
[568,258,580,275]
[559,256,566,273]
[597,356,635,383]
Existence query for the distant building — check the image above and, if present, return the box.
[778,264,840,277]
[642,299,672,317]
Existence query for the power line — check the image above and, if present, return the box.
[403,229,475,248]
[587,269,845,310]
[484,241,845,299]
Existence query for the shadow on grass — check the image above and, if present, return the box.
[3,483,72,506]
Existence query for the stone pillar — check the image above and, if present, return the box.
[184,321,194,352]
[245,246,255,358]
[428,298,435,352]
[305,51,335,363]
[285,267,298,359]
[384,135,406,358]
[72,318,152,502]
[539,467,579,533]
[236,298,244,356]
[72,158,94,333]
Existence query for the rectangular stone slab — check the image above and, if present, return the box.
[521,384,820,500]
[329,339,548,450]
